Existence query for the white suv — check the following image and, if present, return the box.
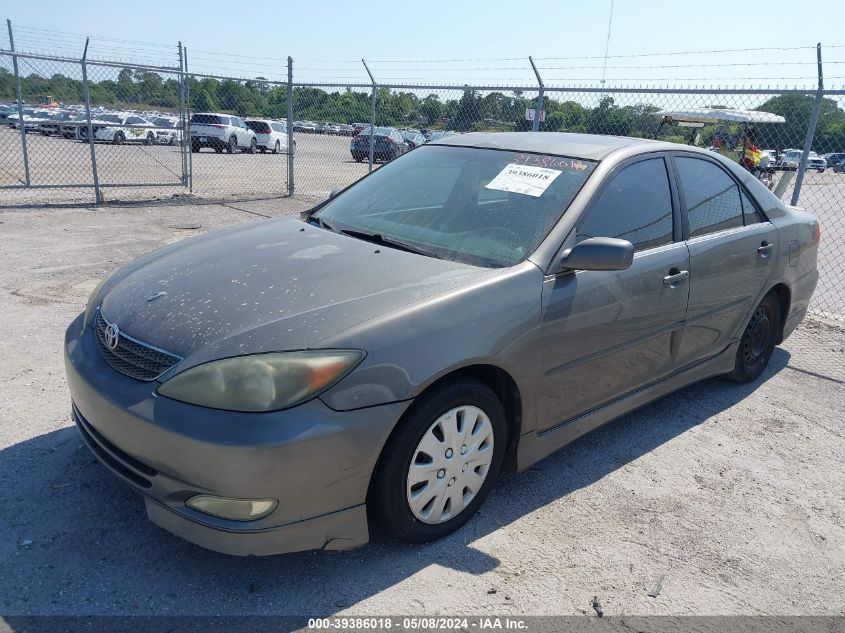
[190,113,257,153]
[245,119,291,154]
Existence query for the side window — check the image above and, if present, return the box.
[577,157,674,251]
[740,189,763,226]
[676,157,744,237]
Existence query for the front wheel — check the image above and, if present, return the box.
[724,290,782,383]
[113,132,125,145]
[248,138,257,154]
[370,378,506,543]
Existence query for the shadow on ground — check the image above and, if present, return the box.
[0,350,789,616]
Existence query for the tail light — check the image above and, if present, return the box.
[816,223,821,242]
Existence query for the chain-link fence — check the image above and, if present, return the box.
[0,34,843,320]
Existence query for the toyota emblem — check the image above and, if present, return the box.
[104,323,120,350]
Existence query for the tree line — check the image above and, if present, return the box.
[1,67,843,152]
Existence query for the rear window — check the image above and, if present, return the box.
[246,121,270,133]
[191,114,225,125]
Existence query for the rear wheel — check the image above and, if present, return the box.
[227,135,237,154]
[113,131,125,145]
[144,132,155,145]
[273,140,280,154]
[370,378,506,543]
[248,138,257,154]
[724,290,782,383]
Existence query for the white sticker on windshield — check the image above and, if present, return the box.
[484,164,562,198]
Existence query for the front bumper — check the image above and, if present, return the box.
[64,312,411,555]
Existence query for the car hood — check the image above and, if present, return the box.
[99,218,499,370]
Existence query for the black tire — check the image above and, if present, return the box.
[169,136,176,146]
[144,132,155,145]
[113,131,125,145]
[273,140,280,154]
[248,138,257,154]
[724,290,782,383]
[227,135,237,154]
[370,377,507,543]
[214,147,223,153]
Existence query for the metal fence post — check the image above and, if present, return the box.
[183,46,192,193]
[363,59,376,172]
[791,43,824,206]
[529,56,544,132]
[7,19,31,187]
[177,41,188,188]
[287,56,294,196]
[81,38,101,204]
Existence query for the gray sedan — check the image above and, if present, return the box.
[64,133,819,555]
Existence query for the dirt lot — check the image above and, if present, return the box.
[0,202,843,617]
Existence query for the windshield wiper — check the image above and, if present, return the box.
[309,215,335,232]
[337,228,441,259]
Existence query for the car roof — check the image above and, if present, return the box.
[431,132,677,161]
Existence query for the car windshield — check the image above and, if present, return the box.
[314,145,596,267]
[153,118,174,127]
[100,115,122,123]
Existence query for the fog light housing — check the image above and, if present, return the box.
[186,495,278,521]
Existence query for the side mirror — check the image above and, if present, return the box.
[557,237,634,272]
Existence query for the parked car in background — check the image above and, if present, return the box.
[39,109,84,136]
[9,108,51,132]
[823,152,844,169]
[78,113,157,145]
[808,153,827,173]
[427,130,457,142]
[190,113,257,153]
[774,150,801,171]
[150,117,181,145]
[352,123,370,136]
[401,130,426,148]
[65,132,819,556]
[245,119,290,154]
[350,126,408,162]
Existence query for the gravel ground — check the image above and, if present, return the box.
[0,202,843,617]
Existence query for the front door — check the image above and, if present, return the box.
[538,156,690,433]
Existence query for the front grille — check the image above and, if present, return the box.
[94,309,181,381]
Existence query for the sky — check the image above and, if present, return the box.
[3,0,845,89]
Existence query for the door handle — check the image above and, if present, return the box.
[663,269,689,287]
[758,241,775,258]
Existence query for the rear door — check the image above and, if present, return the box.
[538,155,690,432]
[672,154,778,366]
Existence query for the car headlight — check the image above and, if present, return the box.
[156,350,364,412]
